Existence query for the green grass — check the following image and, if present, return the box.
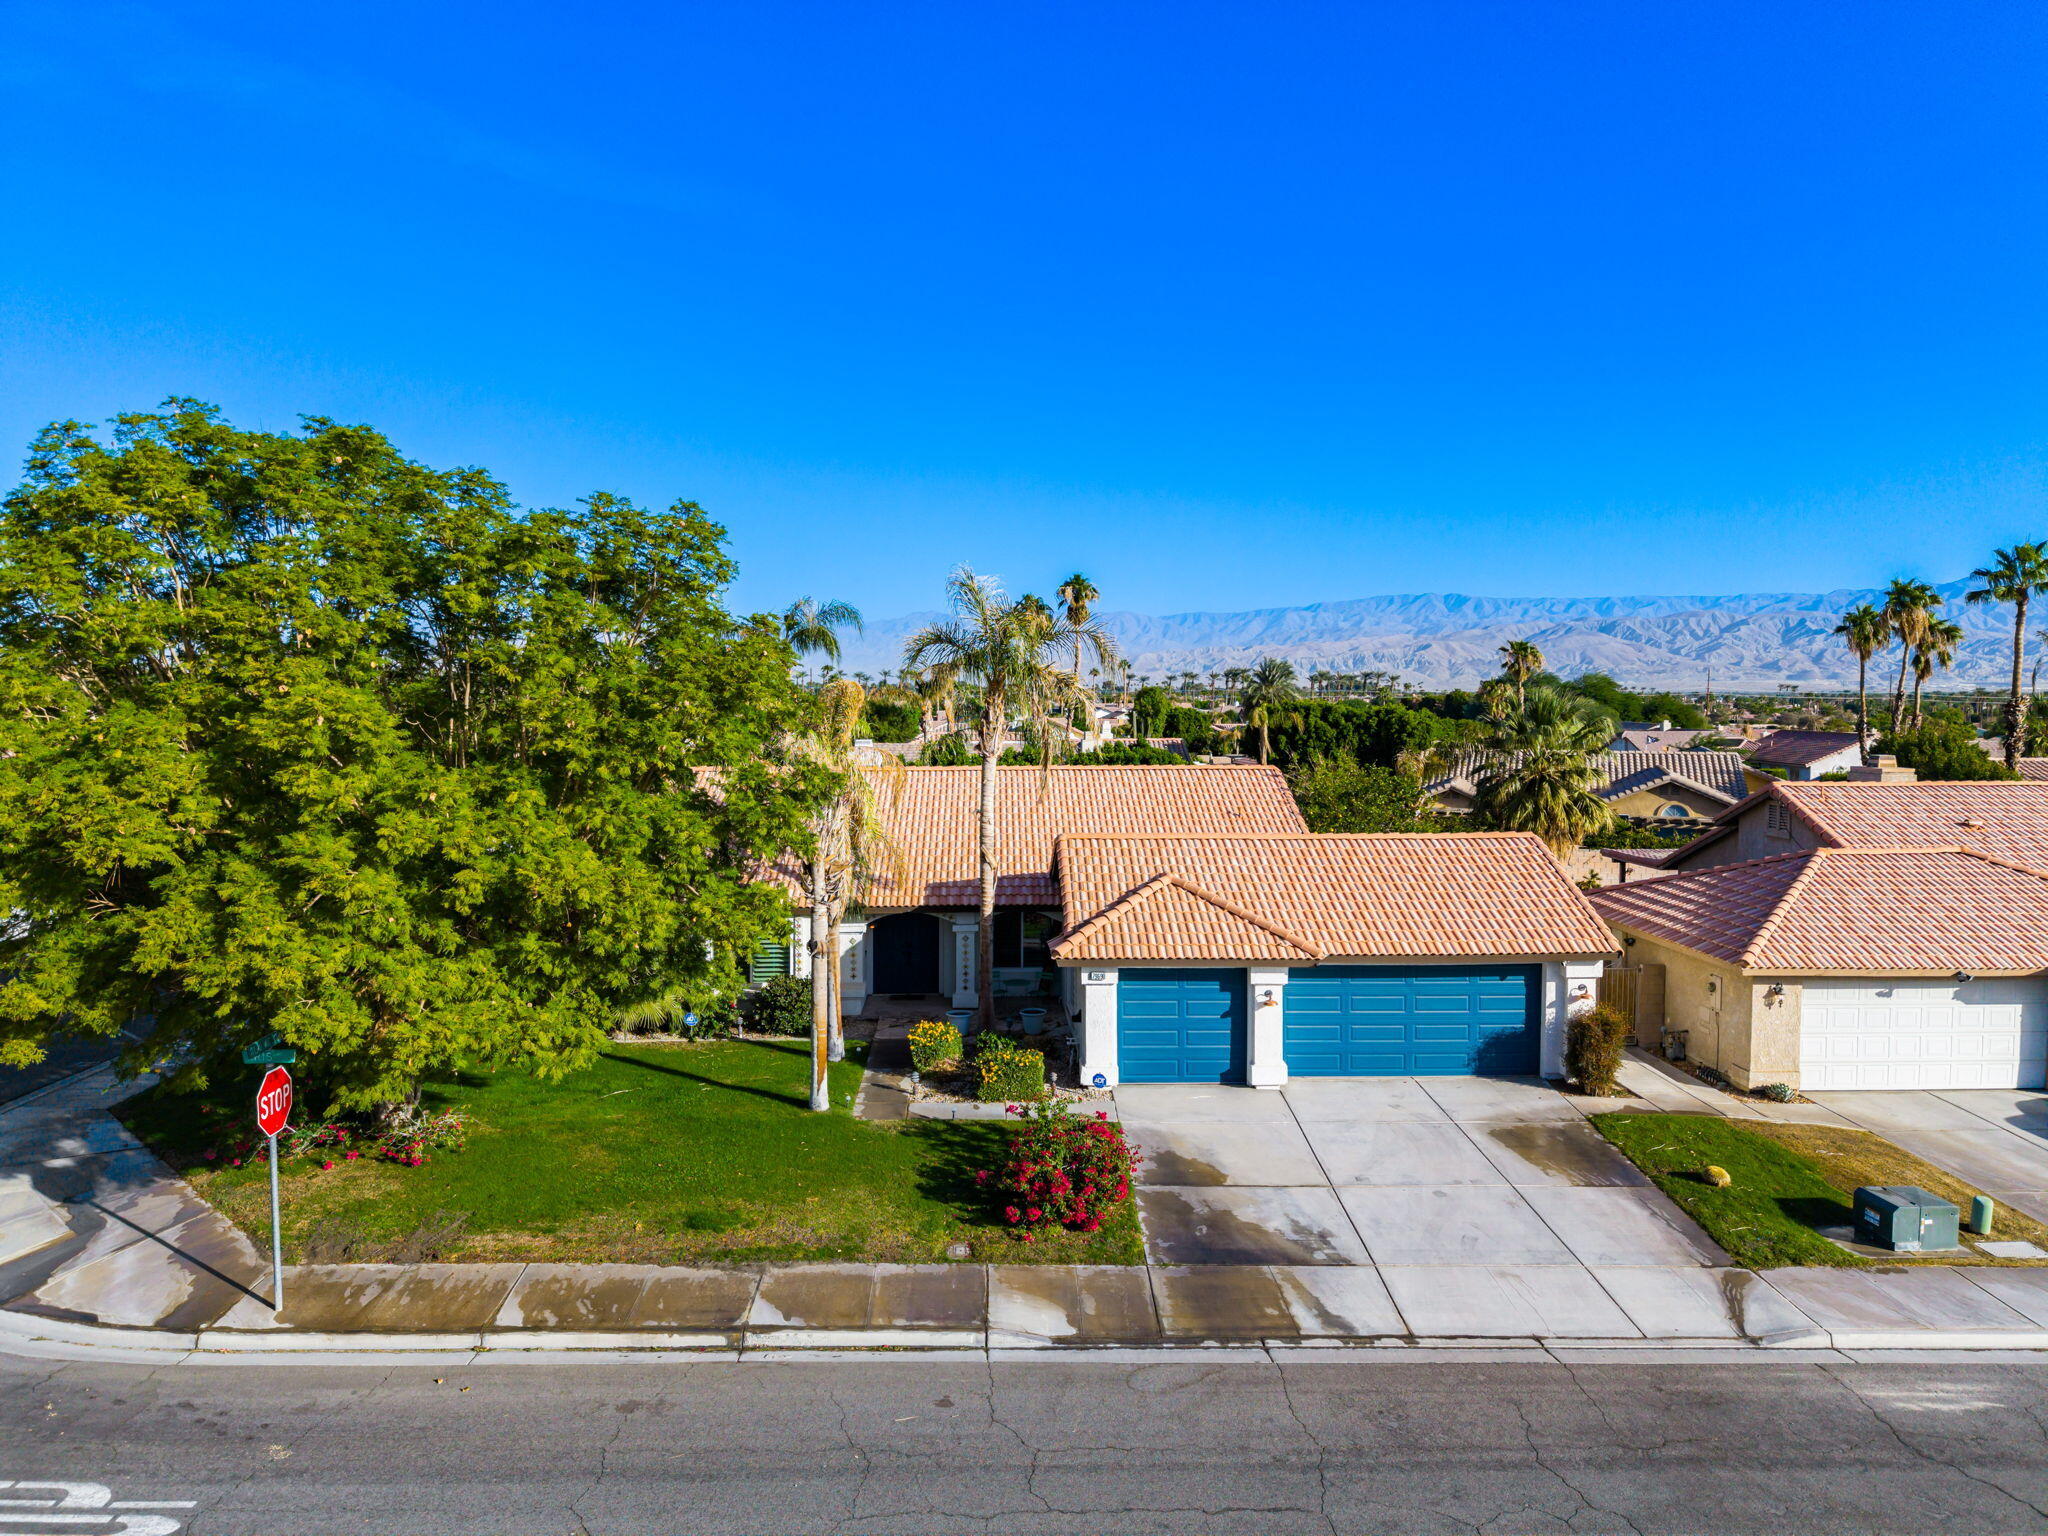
[117,1038,1143,1267]
[1594,1112,2048,1269]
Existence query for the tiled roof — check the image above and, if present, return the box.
[1429,751,1751,805]
[777,764,1307,907]
[1662,779,2048,871]
[1612,729,1706,752]
[1052,832,1616,962]
[1748,730,1862,767]
[2019,759,2048,783]
[1588,845,2048,973]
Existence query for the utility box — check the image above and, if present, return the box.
[1854,1185,1961,1252]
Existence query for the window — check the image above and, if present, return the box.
[993,910,1061,969]
[1656,803,1692,819]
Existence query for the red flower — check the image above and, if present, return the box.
[1004,1206,1021,1223]
[320,1160,335,1171]
[202,1150,216,1161]
[345,1150,360,1160]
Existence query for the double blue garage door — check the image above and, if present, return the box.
[1117,964,1540,1082]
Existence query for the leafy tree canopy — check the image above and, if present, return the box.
[857,698,922,743]
[0,401,827,1108]
[1130,684,1175,738]
[1288,756,1441,834]
[1875,720,2016,782]
[1564,673,1706,730]
[1261,700,1443,772]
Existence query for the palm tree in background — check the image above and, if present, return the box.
[791,679,907,1108]
[1239,657,1299,765]
[1498,639,1544,711]
[1057,573,1101,685]
[1832,604,1888,762]
[1473,687,1617,856]
[783,597,863,682]
[1910,617,1966,729]
[1967,544,2048,770]
[1881,579,1942,734]
[904,568,1119,1027]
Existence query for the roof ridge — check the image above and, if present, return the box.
[1051,871,1323,960]
[1737,849,1830,969]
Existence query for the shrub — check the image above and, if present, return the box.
[975,1042,1047,1102]
[1566,1001,1633,1096]
[743,975,812,1036]
[1757,1082,1795,1103]
[907,1019,964,1074]
[376,1106,473,1168]
[976,1100,1138,1235]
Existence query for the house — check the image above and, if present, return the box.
[771,764,1616,1087]
[1745,729,1864,779]
[1655,778,2048,875]
[1425,751,1764,826]
[1052,831,1613,1085]
[1608,726,1707,753]
[1589,846,2048,1091]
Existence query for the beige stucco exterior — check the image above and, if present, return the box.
[1616,927,1803,1089]
[1605,781,1732,824]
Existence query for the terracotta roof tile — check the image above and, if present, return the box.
[1055,873,1323,962]
[1588,845,2048,972]
[1747,730,1862,768]
[776,764,1307,907]
[1053,832,1616,962]
[1429,751,1752,805]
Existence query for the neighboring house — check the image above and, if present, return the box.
[768,763,1616,1087]
[1590,846,2048,1091]
[1657,778,2048,875]
[1746,729,1864,779]
[1608,726,1707,753]
[1425,751,1763,825]
[1578,847,1675,886]
[1052,832,1613,1085]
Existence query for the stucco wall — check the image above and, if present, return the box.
[1615,929,1802,1088]
[1607,783,1728,822]
[1676,801,1820,871]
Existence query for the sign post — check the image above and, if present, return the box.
[254,1066,293,1312]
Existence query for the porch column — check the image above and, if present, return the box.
[788,914,812,979]
[1245,967,1290,1088]
[1542,958,1605,1079]
[949,916,979,1009]
[1077,967,1120,1089]
[837,919,870,1016]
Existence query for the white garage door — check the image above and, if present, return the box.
[1801,978,2048,1090]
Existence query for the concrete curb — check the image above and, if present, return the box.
[7,1295,2048,1364]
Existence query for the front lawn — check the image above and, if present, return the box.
[117,1038,1142,1267]
[1594,1112,2048,1269]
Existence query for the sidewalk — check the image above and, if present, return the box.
[12,1056,2048,1361]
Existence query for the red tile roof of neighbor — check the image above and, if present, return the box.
[1051,833,1616,963]
[2020,760,2048,783]
[782,764,1308,907]
[1670,779,2048,868]
[1746,730,1863,768]
[1587,845,2048,973]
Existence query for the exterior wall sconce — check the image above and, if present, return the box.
[1765,983,1785,999]
[1955,972,1974,983]
[1257,988,1279,1008]
[1622,935,1636,947]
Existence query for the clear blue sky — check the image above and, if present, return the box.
[3,2,2044,619]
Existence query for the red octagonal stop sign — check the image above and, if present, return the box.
[255,1066,293,1139]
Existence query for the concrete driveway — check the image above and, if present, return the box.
[1808,1088,2048,1222]
[1115,1075,1733,1337]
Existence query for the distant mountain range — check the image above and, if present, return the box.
[833,577,2022,692]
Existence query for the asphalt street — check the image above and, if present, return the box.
[8,1353,2048,1534]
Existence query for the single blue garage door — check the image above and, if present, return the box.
[1284,965,1540,1076]
[1119,969,1246,1083]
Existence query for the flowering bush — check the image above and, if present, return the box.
[976,1100,1138,1234]
[375,1107,473,1167]
[974,1042,1046,1103]
[907,1019,964,1074]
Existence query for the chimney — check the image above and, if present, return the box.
[1844,754,1916,784]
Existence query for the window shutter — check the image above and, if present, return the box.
[749,939,791,985]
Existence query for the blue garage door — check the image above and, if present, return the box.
[1118,969,1246,1083]
[1284,965,1540,1076]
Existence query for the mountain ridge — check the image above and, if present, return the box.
[829,577,2019,690]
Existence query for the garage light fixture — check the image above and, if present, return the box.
[1955,971,1974,983]
[1766,984,1785,998]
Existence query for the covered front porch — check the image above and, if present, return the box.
[803,906,1071,1016]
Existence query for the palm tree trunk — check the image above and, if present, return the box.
[977,727,999,1032]
[2009,599,2029,771]
[1890,647,1912,734]
[1857,655,1871,764]
[808,878,832,1114]
[1911,663,1926,730]
[825,890,845,1063]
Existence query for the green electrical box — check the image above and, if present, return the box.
[1854,1185,1960,1252]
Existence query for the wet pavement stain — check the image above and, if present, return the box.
[1136,1190,1359,1265]
[1154,1266,1295,1338]
[1141,1149,1231,1187]
[1486,1123,1650,1187]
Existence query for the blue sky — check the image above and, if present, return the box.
[2,2,2044,619]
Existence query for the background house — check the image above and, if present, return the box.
[1745,729,1864,779]
[1656,778,2048,875]
[1426,750,1763,826]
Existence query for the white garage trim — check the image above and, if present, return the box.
[1799,977,2048,1091]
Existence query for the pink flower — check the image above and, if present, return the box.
[345,1150,360,1160]
[973,1170,989,1184]
[230,1160,241,1168]
[1004,1206,1021,1224]
[202,1150,216,1161]
[1025,1207,1041,1222]
[1020,1232,1034,1243]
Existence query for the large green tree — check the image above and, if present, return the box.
[0,401,825,1110]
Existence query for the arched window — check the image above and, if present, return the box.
[1656,803,1693,819]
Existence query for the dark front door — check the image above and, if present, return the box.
[870,913,942,994]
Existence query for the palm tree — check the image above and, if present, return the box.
[1881,579,1942,734]
[1238,657,1299,764]
[783,597,863,682]
[1832,604,1888,761]
[1498,639,1545,711]
[904,567,1119,1027]
[1910,617,1966,729]
[1968,544,2048,770]
[1473,687,1617,856]
[1057,573,1101,683]
[789,680,907,1107]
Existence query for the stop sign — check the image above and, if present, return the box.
[255,1066,293,1138]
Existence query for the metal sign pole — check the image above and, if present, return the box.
[267,1131,283,1312]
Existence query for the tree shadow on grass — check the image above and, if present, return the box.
[903,1119,1009,1226]
[599,1042,808,1108]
